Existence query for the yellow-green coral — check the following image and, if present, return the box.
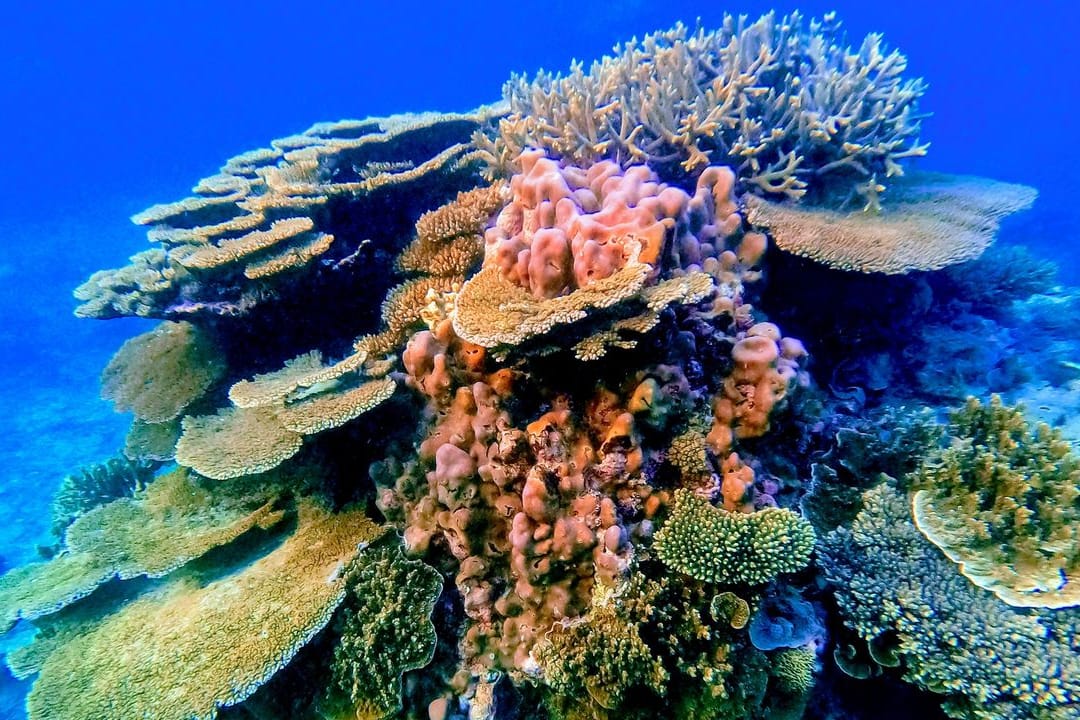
[0,468,282,632]
[771,647,816,695]
[176,406,305,480]
[821,483,1080,720]
[911,396,1080,608]
[26,501,382,720]
[534,577,669,714]
[654,490,814,585]
[327,538,442,719]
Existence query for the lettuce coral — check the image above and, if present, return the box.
[653,489,814,586]
[910,396,1080,608]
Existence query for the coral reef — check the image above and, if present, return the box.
[0,11,1068,720]
[0,468,282,633]
[49,455,155,534]
[744,173,1037,274]
[327,539,443,719]
[654,489,814,585]
[910,396,1080,608]
[25,501,381,720]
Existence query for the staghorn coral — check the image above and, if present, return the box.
[479,13,927,201]
[910,396,1080,608]
[25,501,382,720]
[743,173,1037,274]
[100,320,224,423]
[822,483,1080,720]
[654,489,814,586]
[0,468,283,633]
[327,538,442,719]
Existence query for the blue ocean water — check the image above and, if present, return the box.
[0,1,1078,718]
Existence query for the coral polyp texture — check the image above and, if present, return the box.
[911,396,1080,608]
[822,483,1080,720]
[8,10,1068,720]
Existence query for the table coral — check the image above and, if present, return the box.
[25,501,382,720]
[744,173,1037,274]
[100,320,224,423]
[0,468,282,633]
[910,395,1080,608]
[75,109,501,321]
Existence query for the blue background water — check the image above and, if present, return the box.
[0,1,1077,716]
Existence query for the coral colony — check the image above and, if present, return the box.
[2,11,1078,720]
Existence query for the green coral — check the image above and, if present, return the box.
[654,490,815,585]
[821,483,1080,720]
[771,647,816,695]
[329,537,442,719]
[910,395,1080,608]
[534,576,669,715]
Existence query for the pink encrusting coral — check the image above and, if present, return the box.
[484,149,745,298]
